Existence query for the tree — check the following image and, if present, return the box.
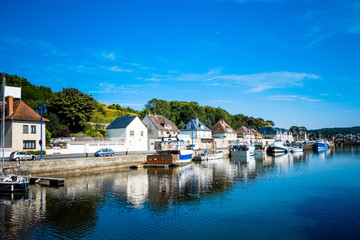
[266,120,275,126]
[48,88,97,133]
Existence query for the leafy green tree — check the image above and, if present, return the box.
[266,120,275,126]
[48,88,96,132]
[54,128,71,138]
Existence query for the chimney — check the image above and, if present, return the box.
[6,96,13,117]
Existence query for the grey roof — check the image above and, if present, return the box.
[106,116,137,129]
[258,126,289,134]
[181,119,211,131]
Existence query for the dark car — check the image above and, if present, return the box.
[10,151,38,161]
[94,148,115,157]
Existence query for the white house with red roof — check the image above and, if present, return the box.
[1,96,49,153]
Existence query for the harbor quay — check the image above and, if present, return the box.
[4,149,231,176]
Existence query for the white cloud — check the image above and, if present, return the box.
[303,1,360,47]
[103,53,115,60]
[149,68,319,92]
[108,66,132,72]
[268,95,324,102]
[88,83,130,94]
[212,100,234,103]
[0,34,69,56]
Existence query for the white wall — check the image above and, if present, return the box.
[213,133,237,141]
[125,117,148,151]
[180,130,212,139]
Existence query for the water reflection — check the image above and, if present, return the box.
[0,147,358,239]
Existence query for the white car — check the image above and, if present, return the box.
[9,151,38,161]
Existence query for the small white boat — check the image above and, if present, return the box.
[193,150,224,161]
[266,139,289,154]
[0,174,29,192]
[290,146,304,153]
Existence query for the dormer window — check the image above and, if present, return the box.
[161,123,172,129]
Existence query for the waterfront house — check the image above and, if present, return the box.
[212,120,237,141]
[106,115,148,151]
[179,118,213,149]
[0,96,49,154]
[236,126,262,142]
[142,113,179,150]
[258,126,294,143]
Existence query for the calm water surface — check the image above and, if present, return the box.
[1,147,360,240]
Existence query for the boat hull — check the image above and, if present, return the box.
[0,182,29,192]
[267,146,288,154]
[314,142,327,150]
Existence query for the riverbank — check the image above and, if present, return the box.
[4,149,230,176]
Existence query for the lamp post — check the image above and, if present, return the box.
[36,103,47,160]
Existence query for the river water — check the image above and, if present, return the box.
[1,147,360,240]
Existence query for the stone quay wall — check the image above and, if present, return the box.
[4,149,230,176]
[4,155,147,176]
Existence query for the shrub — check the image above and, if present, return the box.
[27,150,46,156]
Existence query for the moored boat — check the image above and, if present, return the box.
[193,150,224,161]
[146,137,193,166]
[313,139,328,151]
[266,139,289,154]
[290,145,304,153]
[230,142,255,158]
[254,143,264,156]
[0,174,29,192]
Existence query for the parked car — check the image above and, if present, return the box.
[94,148,115,157]
[10,151,38,161]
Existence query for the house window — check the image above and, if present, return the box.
[130,130,134,136]
[31,125,36,134]
[140,131,144,136]
[23,140,36,149]
[23,125,28,134]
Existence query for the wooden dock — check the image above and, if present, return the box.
[30,177,65,187]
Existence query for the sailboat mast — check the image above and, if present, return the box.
[2,74,5,172]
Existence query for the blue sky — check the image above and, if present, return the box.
[1,0,359,129]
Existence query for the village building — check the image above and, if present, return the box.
[106,115,148,151]
[292,130,309,141]
[236,126,262,142]
[258,126,294,143]
[179,118,213,149]
[142,114,179,151]
[211,120,237,148]
[0,96,49,154]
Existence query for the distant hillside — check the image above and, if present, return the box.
[91,103,138,123]
[309,127,360,137]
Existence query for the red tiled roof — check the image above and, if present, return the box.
[211,120,236,134]
[1,100,49,122]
